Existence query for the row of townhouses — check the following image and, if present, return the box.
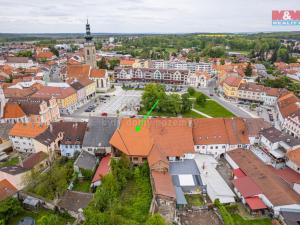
[114,67,210,87]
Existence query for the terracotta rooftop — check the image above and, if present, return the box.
[277,92,299,118]
[238,83,265,93]
[36,52,54,59]
[233,176,262,198]
[193,118,249,145]
[287,148,300,168]
[3,103,26,119]
[110,118,194,157]
[223,76,242,87]
[0,179,18,201]
[120,59,135,66]
[22,151,48,169]
[9,122,48,138]
[90,69,107,78]
[67,64,90,79]
[31,86,76,100]
[92,154,111,183]
[228,149,300,206]
[151,171,176,199]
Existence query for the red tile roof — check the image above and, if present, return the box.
[92,154,111,183]
[22,151,48,169]
[3,103,26,118]
[193,118,249,145]
[9,122,48,138]
[223,76,242,87]
[228,149,300,206]
[90,69,107,78]
[233,168,246,178]
[245,197,267,210]
[287,148,300,168]
[151,171,176,199]
[67,64,90,79]
[36,52,55,59]
[32,86,76,100]
[277,92,299,118]
[0,179,18,201]
[120,59,135,66]
[110,118,194,157]
[233,176,262,198]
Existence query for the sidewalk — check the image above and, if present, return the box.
[192,108,212,118]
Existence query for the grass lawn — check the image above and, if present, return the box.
[138,108,177,117]
[7,209,74,225]
[119,173,152,223]
[182,110,205,118]
[72,179,91,192]
[185,194,204,207]
[0,156,19,167]
[231,214,272,225]
[194,100,235,118]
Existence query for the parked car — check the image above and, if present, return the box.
[101,112,108,116]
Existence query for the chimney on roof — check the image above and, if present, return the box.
[188,120,192,128]
[49,123,53,133]
[19,155,23,168]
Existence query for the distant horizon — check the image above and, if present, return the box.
[0,30,300,36]
[0,0,299,33]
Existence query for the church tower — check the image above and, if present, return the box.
[84,20,97,69]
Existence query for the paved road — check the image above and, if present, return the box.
[197,79,253,118]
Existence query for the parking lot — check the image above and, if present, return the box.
[71,86,142,118]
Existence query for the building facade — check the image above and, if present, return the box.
[83,20,97,69]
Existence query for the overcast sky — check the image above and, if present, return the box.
[0,0,299,33]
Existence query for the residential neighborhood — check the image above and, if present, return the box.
[1,3,300,225]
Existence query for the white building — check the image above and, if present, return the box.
[2,57,36,69]
[89,69,110,92]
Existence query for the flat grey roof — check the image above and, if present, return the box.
[169,159,200,176]
[175,186,187,205]
[82,117,119,148]
[74,150,97,171]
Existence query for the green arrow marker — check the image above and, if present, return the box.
[135,99,159,132]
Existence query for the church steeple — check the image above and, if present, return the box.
[85,19,93,42]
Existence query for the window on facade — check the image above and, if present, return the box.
[222,145,226,148]
[133,157,138,161]
[197,146,200,149]
[210,146,213,149]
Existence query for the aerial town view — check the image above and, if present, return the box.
[0,1,300,225]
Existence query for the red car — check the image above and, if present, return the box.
[101,112,108,116]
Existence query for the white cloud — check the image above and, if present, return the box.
[0,0,299,33]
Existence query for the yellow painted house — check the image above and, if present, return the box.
[79,78,96,100]
[32,86,78,115]
[223,76,242,98]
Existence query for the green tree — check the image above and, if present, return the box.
[142,83,166,111]
[187,87,195,96]
[181,93,192,113]
[0,198,22,223]
[16,50,32,57]
[196,93,207,107]
[49,46,59,57]
[160,94,182,115]
[145,214,169,225]
[109,59,120,70]
[97,57,108,69]
[244,62,252,77]
[278,48,290,63]
[37,214,59,225]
